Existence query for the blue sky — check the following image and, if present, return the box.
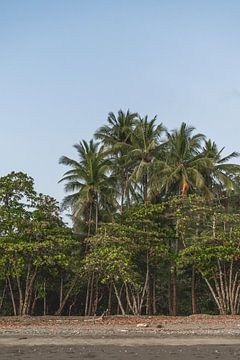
[1,0,240,207]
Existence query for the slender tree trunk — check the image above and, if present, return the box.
[54,275,78,315]
[139,253,149,313]
[120,184,125,215]
[191,215,200,315]
[124,282,135,314]
[0,280,7,312]
[88,272,95,316]
[85,276,91,316]
[145,253,151,315]
[130,286,138,315]
[31,288,39,315]
[108,282,112,315]
[22,268,38,315]
[43,279,46,316]
[152,273,157,315]
[95,196,99,233]
[172,267,177,316]
[168,277,172,315]
[172,218,179,317]
[92,276,99,315]
[143,173,148,205]
[112,282,125,315]
[88,202,93,236]
[16,276,23,315]
[7,276,17,316]
[68,291,80,316]
[191,264,197,314]
[213,213,216,238]
[59,274,63,309]
[201,273,221,314]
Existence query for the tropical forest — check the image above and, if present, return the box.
[1,110,240,317]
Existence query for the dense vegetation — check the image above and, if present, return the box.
[1,110,240,316]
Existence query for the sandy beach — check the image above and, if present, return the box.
[1,315,240,359]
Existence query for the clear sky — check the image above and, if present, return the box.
[1,0,240,206]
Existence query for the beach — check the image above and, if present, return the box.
[1,315,240,359]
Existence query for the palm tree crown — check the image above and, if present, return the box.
[59,139,115,233]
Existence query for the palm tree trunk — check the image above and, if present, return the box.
[143,173,148,205]
[88,202,93,236]
[95,194,99,234]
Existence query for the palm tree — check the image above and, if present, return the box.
[202,139,240,195]
[157,122,212,197]
[95,110,138,212]
[59,140,116,234]
[125,115,165,204]
[95,109,137,149]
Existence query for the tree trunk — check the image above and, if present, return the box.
[31,288,39,315]
[59,274,63,309]
[54,276,78,315]
[0,280,7,312]
[172,218,180,316]
[143,173,148,205]
[85,276,91,316]
[108,282,112,315]
[95,196,99,233]
[139,253,149,314]
[172,266,177,316]
[124,282,135,314]
[92,276,99,315]
[113,282,125,315]
[145,253,151,315]
[15,276,23,315]
[152,273,157,315]
[7,276,17,316]
[22,268,38,316]
[191,264,197,314]
[43,279,47,316]
[88,272,95,316]
[88,202,93,236]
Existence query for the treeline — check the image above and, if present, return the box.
[1,110,240,316]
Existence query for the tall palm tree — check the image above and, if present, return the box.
[125,115,165,204]
[157,122,212,197]
[59,140,116,234]
[95,109,137,149]
[202,139,240,194]
[95,110,138,212]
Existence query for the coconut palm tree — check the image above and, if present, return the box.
[59,140,116,234]
[156,122,212,197]
[202,139,240,195]
[124,115,165,204]
[95,109,137,149]
[95,110,138,212]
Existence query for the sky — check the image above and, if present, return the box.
[1,0,240,208]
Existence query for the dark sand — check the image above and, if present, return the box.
[1,344,240,360]
[1,336,240,359]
